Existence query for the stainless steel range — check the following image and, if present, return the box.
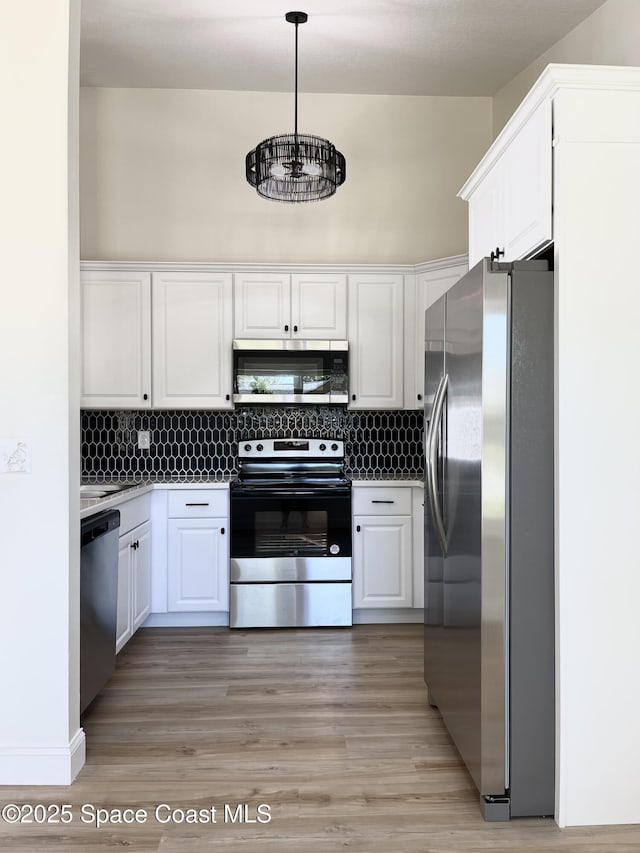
[229,437,352,628]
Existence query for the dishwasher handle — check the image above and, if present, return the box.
[81,509,121,547]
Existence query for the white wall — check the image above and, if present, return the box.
[80,88,491,265]
[0,0,83,783]
[493,0,640,134]
[552,79,640,827]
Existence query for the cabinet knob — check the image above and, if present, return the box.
[284,324,289,332]
[356,525,361,533]
[293,324,298,333]
[490,247,505,262]
[417,393,423,401]
[143,393,148,401]
[221,527,225,535]
[225,394,230,401]
[351,394,356,401]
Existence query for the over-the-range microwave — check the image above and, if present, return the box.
[232,339,348,405]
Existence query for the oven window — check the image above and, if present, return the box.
[231,494,351,559]
[255,509,327,557]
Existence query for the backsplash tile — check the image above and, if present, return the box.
[81,408,424,481]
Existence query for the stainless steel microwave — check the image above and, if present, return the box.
[232,340,348,405]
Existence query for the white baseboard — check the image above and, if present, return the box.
[0,728,85,786]
[145,611,422,628]
[352,608,424,624]
[143,611,230,628]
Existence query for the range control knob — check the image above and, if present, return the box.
[319,443,327,451]
[331,443,339,451]
[256,443,264,452]
[244,444,251,452]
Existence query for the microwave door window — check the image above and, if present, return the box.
[235,355,327,396]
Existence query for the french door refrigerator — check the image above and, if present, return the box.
[423,258,555,820]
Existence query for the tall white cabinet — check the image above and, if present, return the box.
[348,274,404,409]
[152,271,233,409]
[80,270,152,409]
[459,64,640,828]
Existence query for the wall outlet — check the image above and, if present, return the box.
[137,430,151,450]
[0,439,31,473]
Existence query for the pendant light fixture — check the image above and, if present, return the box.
[245,11,346,203]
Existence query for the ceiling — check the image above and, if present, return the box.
[80,0,607,97]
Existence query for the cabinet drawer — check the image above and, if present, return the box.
[352,486,412,515]
[168,489,228,518]
[119,494,151,535]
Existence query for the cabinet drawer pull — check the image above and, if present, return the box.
[371,500,394,504]
[185,502,210,507]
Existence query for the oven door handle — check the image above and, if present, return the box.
[232,488,351,498]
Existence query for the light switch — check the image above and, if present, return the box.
[137,431,151,450]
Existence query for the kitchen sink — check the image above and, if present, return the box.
[80,483,140,499]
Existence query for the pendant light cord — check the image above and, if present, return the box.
[294,19,299,144]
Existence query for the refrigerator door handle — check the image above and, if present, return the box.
[426,373,448,556]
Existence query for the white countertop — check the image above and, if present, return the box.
[80,480,230,519]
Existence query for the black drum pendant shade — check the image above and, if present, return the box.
[245,12,346,203]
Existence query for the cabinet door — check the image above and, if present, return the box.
[467,100,552,266]
[348,274,404,409]
[405,261,467,410]
[132,521,152,631]
[167,518,229,611]
[353,516,413,608]
[116,533,133,653]
[152,272,233,409]
[291,274,347,339]
[503,99,552,261]
[467,169,503,269]
[81,271,152,408]
[234,273,290,338]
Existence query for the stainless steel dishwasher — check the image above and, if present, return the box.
[80,509,120,714]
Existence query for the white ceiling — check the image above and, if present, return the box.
[80,0,607,96]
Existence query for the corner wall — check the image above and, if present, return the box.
[0,0,83,783]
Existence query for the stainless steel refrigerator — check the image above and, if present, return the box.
[423,258,555,820]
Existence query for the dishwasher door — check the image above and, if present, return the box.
[80,509,120,714]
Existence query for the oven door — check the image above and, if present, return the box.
[230,487,352,582]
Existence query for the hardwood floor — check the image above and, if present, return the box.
[2,625,640,851]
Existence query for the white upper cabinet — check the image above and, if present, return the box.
[234,272,347,339]
[404,258,467,410]
[348,274,404,409]
[233,273,290,338]
[152,271,233,409]
[80,270,152,409]
[291,274,347,339]
[462,100,552,267]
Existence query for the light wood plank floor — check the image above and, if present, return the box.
[2,625,640,851]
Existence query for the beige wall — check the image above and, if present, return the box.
[80,88,491,264]
[493,0,640,134]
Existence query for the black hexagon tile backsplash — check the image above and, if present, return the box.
[81,407,424,481]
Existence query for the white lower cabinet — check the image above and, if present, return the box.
[116,517,152,653]
[166,490,229,612]
[352,485,414,610]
